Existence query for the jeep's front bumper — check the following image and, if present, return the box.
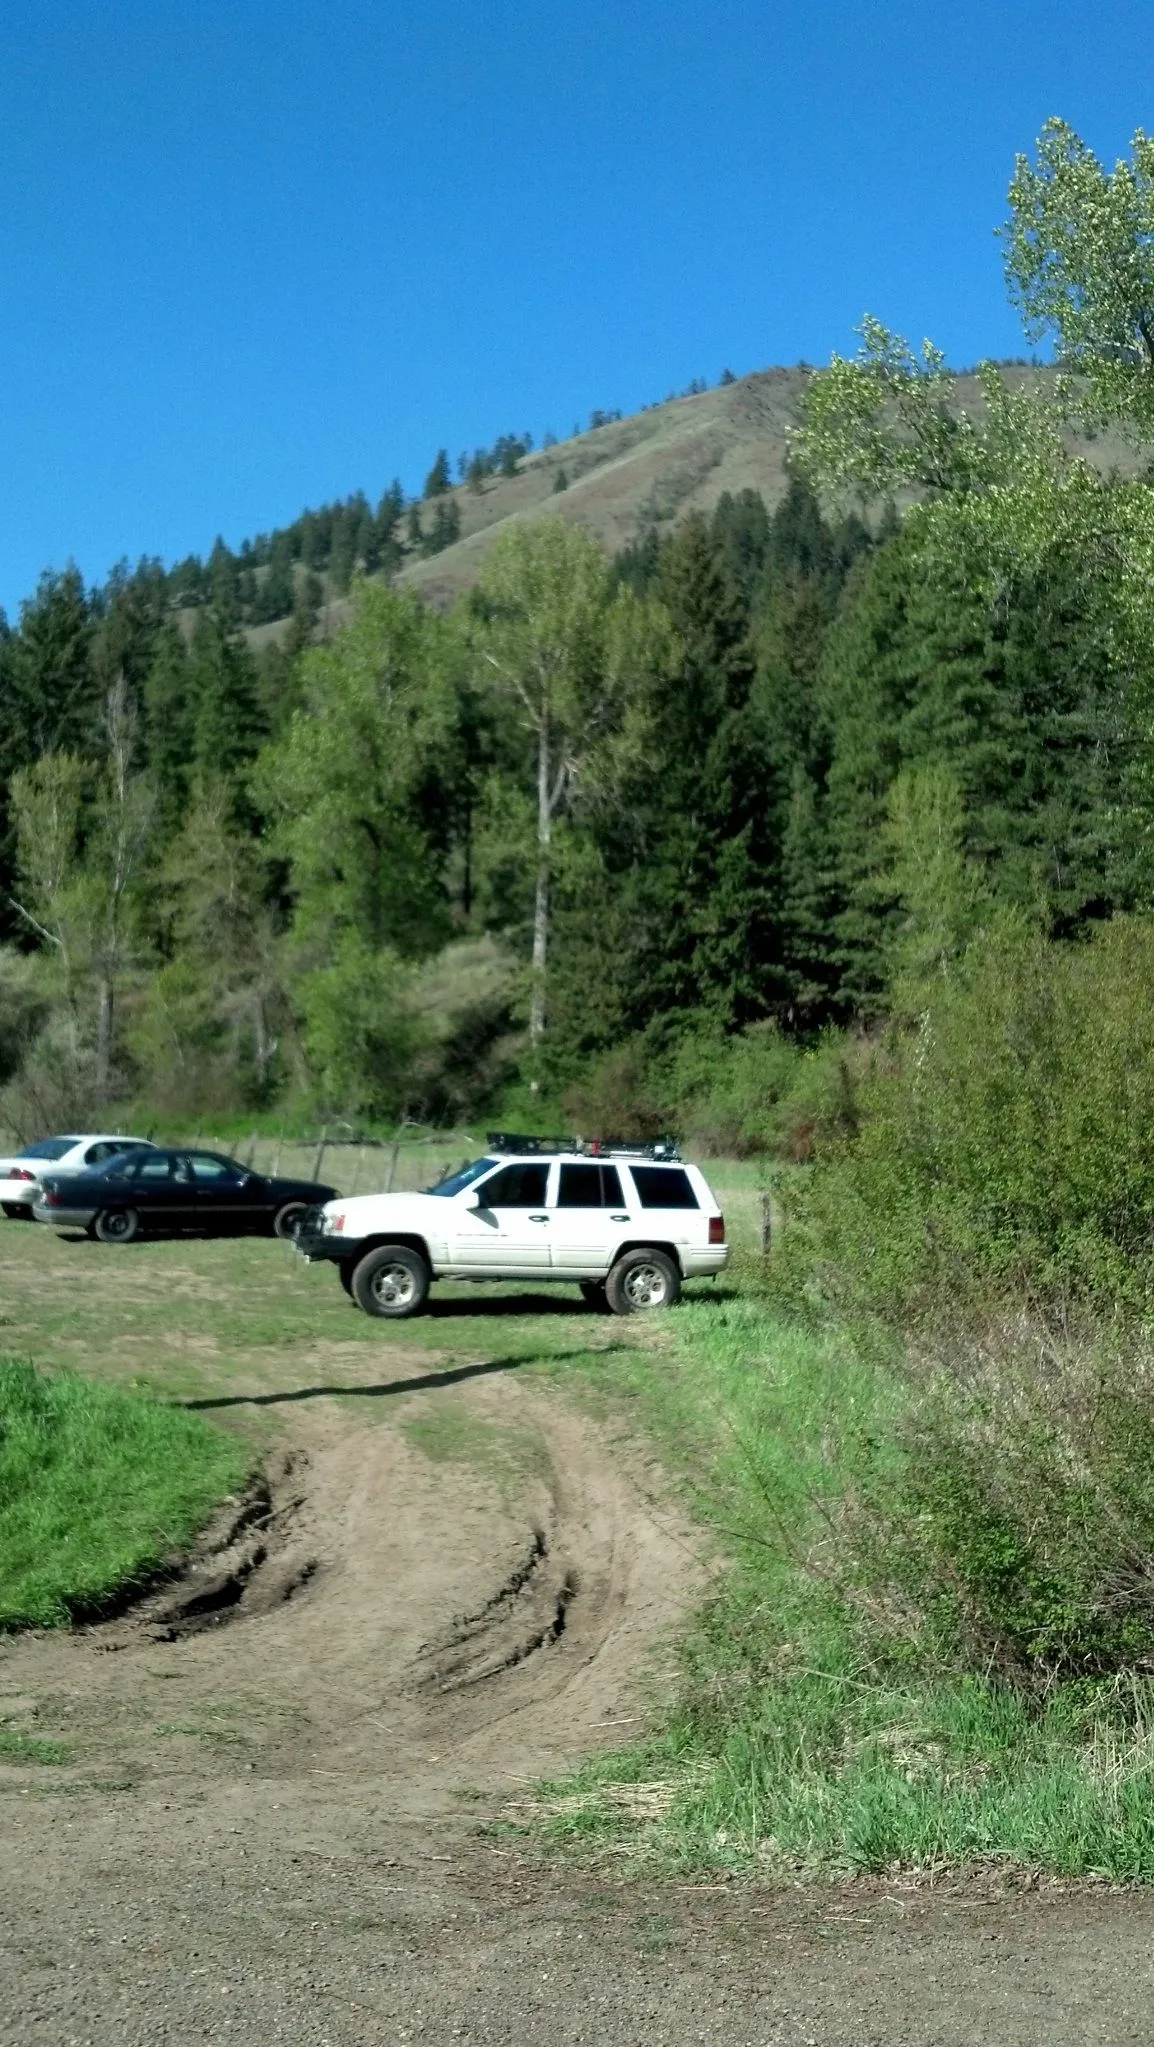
[295,1207,363,1265]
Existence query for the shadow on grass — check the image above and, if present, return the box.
[424,1291,601,1319]
[179,1346,630,1412]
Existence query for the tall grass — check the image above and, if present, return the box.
[549,1299,1154,1879]
[0,1358,250,1629]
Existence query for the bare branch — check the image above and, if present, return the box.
[4,893,63,949]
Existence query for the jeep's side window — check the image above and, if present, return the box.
[477,1163,549,1207]
[557,1163,625,1207]
[629,1166,698,1209]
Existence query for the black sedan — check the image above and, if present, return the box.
[33,1148,339,1244]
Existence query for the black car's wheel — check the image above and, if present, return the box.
[338,1260,356,1297]
[93,1207,141,1246]
[605,1248,680,1316]
[272,1200,309,1241]
[351,1244,430,1319]
[1,1202,32,1220]
[579,1279,609,1311]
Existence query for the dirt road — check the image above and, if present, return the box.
[4,1355,1154,2043]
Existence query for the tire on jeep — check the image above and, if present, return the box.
[604,1247,681,1315]
[351,1242,431,1319]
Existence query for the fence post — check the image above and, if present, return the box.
[311,1124,329,1185]
[759,1192,772,1257]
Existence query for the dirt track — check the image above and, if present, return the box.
[5,1357,1154,2043]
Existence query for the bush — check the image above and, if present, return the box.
[843,1316,1154,1685]
[669,1022,865,1159]
[781,914,1154,1319]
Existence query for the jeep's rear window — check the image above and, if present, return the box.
[427,1157,496,1197]
[629,1166,698,1209]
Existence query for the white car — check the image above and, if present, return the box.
[295,1135,728,1318]
[0,1133,156,1219]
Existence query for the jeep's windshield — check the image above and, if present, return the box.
[425,1157,497,1197]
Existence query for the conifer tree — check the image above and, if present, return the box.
[424,449,452,498]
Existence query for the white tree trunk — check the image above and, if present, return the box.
[530,718,551,1046]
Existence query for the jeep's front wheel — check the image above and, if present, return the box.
[351,1243,430,1319]
[605,1248,680,1315]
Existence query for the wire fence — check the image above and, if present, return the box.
[171,1126,482,1198]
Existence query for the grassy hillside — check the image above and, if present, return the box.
[243,362,1152,647]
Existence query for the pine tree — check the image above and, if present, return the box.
[143,623,195,831]
[188,609,265,790]
[424,449,452,498]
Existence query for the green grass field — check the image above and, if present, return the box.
[8,1152,1153,1879]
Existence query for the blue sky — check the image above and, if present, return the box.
[1,0,1152,615]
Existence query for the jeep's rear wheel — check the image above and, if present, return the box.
[605,1248,680,1315]
[351,1243,430,1319]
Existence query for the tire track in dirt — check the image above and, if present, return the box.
[0,1366,700,1817]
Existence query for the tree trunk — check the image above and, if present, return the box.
[253,995,270,1093]
[95,974,113,1103]
[530,719,551,1045]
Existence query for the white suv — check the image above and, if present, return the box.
[296,1136,728,1318]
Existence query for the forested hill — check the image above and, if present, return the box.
[2,345,1152,1140]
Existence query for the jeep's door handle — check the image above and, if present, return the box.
[609,1213,630,1222]
[528,1213,550,1223]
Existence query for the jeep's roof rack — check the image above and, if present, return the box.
[486,1132,682,1162]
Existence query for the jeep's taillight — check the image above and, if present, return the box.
[709,1215,725,1245]
[331,1213,345,1232]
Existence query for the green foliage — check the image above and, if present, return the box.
[781,914,1154,1318]
[546,1301,1154,1880]
[0,1358,248,1631]
[423,448,452,498]
[668,1022,862,1160]
[255,582,456,960]
[871,1327,1154,1682]
[1004,119,1154,434]
[294,930,420,1120]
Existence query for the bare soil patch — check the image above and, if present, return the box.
[5,1318,1154,2039]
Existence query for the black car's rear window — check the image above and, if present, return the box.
[628,1166,699,1210]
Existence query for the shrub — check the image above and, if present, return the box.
[669,1022,865,1159]
[781,913,1154,1319]
[846,1316,1154,1686]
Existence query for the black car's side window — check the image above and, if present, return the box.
[187,1154,241,1184]
[133,1155,176,1182]
[476,1163,549,1207]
